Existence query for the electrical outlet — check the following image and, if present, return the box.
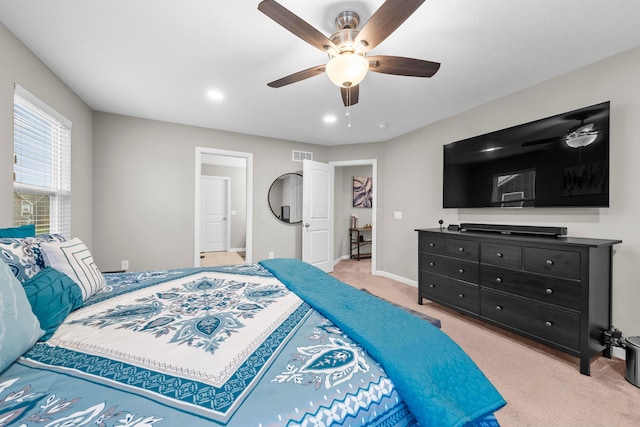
[121,260,129,270]
[268,251,275,259]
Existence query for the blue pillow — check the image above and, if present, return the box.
[0,260,44,372]
[0,224,35,238]
[22,267,83,341]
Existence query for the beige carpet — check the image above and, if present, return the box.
[200,251,245,267]
[331,259,640,426]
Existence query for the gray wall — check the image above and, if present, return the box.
[0,23,93,245]
[375,47,640,337]
[201,164,246,250]
[92,112,328,272]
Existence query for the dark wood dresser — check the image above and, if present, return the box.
[416,228,622,375]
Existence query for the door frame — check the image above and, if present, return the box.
[194,147,253,266]
[330,159,377,275]
[200,175,230,252]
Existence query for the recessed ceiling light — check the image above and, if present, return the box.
[207,90,224,101]
[323,115,337,124]
[378,122,388,129]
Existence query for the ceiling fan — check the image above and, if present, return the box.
[522,110,607,149]
[258,0,441,107]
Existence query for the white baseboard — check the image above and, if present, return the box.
[612,346,626,360]
[334,254,350,265]
[229,248,246,253]
[373,270,417,287]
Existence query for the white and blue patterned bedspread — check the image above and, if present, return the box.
[0,265,419,426]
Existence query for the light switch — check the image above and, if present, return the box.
[393,211,403,220]
[231,210,237,215]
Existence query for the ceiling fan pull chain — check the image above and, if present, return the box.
[346,87,352,128]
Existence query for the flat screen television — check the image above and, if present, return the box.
[443,101,610,208]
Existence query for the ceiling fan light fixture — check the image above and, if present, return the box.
[566,134,598,148]
[565,122,598,148]
[326,52,369,88]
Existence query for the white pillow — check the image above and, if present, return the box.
[40,238,105,301]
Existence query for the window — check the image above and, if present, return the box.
[13,85,71,237]
[491,168,536,208]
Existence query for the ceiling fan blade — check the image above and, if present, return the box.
[341,85,359,107]
[355,0,425,52]
[521,137,561,147]
[258,0,337,54]
[368,55,440,77]
[267,65,326,88]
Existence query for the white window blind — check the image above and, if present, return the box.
[13,84,71,238]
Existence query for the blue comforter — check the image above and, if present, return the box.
[260,258,506,427]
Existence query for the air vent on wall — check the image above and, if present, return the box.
[292,150,313,162]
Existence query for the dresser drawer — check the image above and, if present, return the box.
[419,235,446,255]
[481,289,579,351]
[481,243,522,269]
[481,265,580,310]
[420,272,479,314]
[421,253,478,284]
[446,239,479,261]
[524,248,581,279]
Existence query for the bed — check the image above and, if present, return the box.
[0,233,505,427]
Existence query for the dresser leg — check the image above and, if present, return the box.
[418,295,423,305]
[579,356,591,376]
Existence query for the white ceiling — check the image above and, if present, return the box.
[1,0,639,146]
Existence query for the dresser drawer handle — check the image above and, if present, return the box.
[545,288,553,295]
[429,262,435,266]
[458,268,465,273]
[495,277,503,283]
[458,247,465,252]
[546,259,554,265]
[429,284,436,288]
[458,293,465,298]
[496,252,503,258]
[495,305,503,311]
[429,243,435,247]
[545,321,553,327]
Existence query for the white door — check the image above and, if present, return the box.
[201,176,229,252]
[302,159,334,272]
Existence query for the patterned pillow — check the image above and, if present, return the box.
[22,267,83,341]
[0,259,44,373]
[0,234,66,282]
[40,238,105,301]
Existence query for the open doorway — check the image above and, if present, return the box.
[194,147,253,267]
[331,159,377,274]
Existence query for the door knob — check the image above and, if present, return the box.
[304,223,310,227]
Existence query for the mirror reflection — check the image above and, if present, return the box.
[268,173,303,223]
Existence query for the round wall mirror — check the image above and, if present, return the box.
[268,173,303,224]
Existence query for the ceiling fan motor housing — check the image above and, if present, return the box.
[335,11,360,31]
[330,11,366,54]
